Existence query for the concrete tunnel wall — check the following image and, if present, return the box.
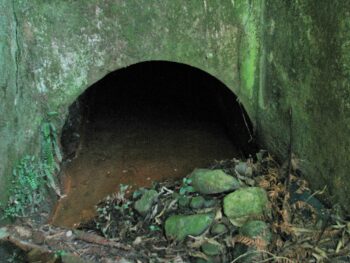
[1,0,350,214]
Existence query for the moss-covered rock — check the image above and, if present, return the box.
[240,220,272,243]
[190,196,206,209]
[178,195,191,207]
[134,189,158,216]
[201,241,222,256]
[195,257,218,263]
[203,199,217,208]
[223,187,269,226]
[189,169,240,194]
[210,223,228,235]
[164,213,214,241]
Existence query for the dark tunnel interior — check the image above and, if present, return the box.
[54,61,257,227]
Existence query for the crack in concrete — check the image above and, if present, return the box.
[12,0,20,97]
[258,0,266,111]
[236,0,253,94]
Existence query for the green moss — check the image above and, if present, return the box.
[165,213,214,241]
[3,0,350,216]
[1,120,61,220]
[241,22,259,98]
[259,0,350,210]
[0,0,248,211]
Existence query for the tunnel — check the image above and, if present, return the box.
[2,1,350,261]
[51,61,256,227]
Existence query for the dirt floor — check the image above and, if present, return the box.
[2,152,350,263]
[3,63,348,262]
[51,116,241,227]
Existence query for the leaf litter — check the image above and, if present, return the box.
[1,150,350,262]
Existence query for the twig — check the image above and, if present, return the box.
[230,250,295,263]
[238,101,254,142]
[285,107,293,190]
[0,227,51,253]
[73,230,131,250]
[7,235,52,253]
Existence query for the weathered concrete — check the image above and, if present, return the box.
[260,1,350,209]
[1,0,350,214]
[0,0,261,210]
[0,1,42,204]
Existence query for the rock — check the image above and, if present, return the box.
[290,182,327,219]
[26,248,56,263]
[201,241,222,256]
[164,213,215,241]
[235,161,253,178]
[195,258,215,263]
[61,254,92,263]
[178,195,190,207]
[190,169,240,194]
[233,221,272,262]
[240,220,272,244]
[210,223,228,235]
[190,196,205,209]
[195,256,221,263]
[232,244,258,263]
[223,187,269,226]
[203,199,217,208]
[134,189,158,216]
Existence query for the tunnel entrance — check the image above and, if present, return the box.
[51,61,256,227]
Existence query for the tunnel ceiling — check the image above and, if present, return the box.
[2,0,350,213]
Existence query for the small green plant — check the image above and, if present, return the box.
[149,225,161,232]
[2,156,45,219]
[1,116,62,220]
[40,120,62,195]
[179,177,195,195]
[6,250,25,263]
[54,250,68,258]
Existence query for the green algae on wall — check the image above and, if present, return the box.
[0,0,43,207]
[230,0,264,123]
[260,0,350,209]
[0,0,261,218]
[18,0,249,110]
[3,0,350,217]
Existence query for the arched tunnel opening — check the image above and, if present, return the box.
[51,61,257,227]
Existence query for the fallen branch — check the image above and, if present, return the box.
[0,227,51,253]
[73,230,131,250]
[0,224,137,262]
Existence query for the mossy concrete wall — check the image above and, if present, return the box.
[0,0,262,208]
[260,1,350,209]
[0,1,42,204]
[1,0,350,212]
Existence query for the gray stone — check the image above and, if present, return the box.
[164,213,214,241]
[233,221,272,262]
[190,169,240,194]
[190,196,205,209]
[201,242,222,256]
[239,220,272,244]
[178,195,190,207]
[203,199,217,208]
[134,189,158,216]
[223,187,269,226]
[210,223,228,235]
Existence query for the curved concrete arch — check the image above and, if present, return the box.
[3,0,350,215]
[0,0,262,205]
[17,1,260,118]
[67,59,236,112]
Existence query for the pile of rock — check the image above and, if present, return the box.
[134,167,272,262]
[92,154,333,262]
